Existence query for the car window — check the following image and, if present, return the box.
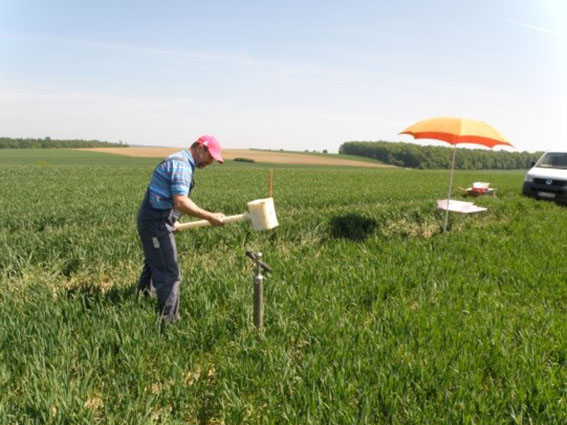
[537,153,567,169]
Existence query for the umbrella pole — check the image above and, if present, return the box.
[443,144,457,232]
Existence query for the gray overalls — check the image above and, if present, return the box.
[136,156,194,323]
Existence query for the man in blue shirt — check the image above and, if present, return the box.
[137,135,225,324]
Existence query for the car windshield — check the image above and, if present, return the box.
[536,152,567,169]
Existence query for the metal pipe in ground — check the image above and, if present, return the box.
[246,251,272,331]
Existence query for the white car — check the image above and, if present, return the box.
[523,151,567,204]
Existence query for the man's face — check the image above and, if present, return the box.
[195,145,214,169]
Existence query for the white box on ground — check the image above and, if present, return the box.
[472,182,490,190]
[436,199,487,214]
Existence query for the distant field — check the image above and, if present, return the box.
[1,149,566,423]
[76,147,392,167]
[0,148,158,166]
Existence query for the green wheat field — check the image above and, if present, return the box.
[1,149,566,424]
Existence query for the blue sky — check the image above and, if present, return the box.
[1,0,565,152]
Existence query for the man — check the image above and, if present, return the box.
[137,135,225,324]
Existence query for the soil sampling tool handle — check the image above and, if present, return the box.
[245,250,273,274]
[175,213,248,231]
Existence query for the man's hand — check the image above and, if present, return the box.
[207,212,225,226]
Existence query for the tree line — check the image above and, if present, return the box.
[0,137,128,149]
[339,141,542,170]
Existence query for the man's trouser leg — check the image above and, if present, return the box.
[137,259,154,296]
[137,218,181,323]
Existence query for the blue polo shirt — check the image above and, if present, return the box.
[147,149,195,210]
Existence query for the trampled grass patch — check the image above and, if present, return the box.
[1,150,566,423]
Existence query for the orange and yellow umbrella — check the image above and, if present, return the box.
[399,116,513,232]
[399,116,513,148]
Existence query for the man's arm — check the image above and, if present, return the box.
[173,194,225,226]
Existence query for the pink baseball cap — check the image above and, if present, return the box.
[196,135,224,164]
